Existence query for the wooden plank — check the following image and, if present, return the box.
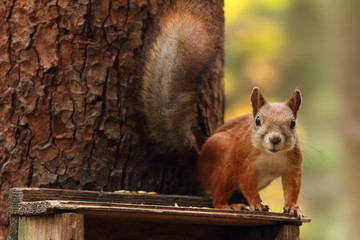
[17,213,84,240]
[9,188,307,240]
[9,188,213,214]
[275,224,300,240]
[14,200,310,226]
[83,216,300,240]
[229,224,300,240]
[85,216,236,240]
[9,215,19,240]
[58,213,84,240]
[9,188,310,223]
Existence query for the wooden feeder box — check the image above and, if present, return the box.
[8,188,310,240]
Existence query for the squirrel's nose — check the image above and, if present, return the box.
[269,135,281,145]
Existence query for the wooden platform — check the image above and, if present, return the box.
[8,188,310,240]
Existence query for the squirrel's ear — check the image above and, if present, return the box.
[287,89,302,118]
[251,87,267,116]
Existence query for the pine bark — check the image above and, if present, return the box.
[0,0,224,238]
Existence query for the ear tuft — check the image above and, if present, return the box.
[287,89,302,118]
[251,87,267,116]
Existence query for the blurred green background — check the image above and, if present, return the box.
[223,0,350,239]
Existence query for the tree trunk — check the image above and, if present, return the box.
[0,0,224,238]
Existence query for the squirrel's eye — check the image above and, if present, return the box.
[290,119,296,129]
[255,116,261,126]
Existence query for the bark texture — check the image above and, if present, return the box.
[0,0,224,238]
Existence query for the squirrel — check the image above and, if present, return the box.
[197,87,304,219]
[140,1,303,218]
[140,0,219,155]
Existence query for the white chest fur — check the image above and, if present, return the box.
[254,152,288,189]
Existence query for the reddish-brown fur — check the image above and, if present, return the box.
[197,87,303,218]
[141,0,220,154]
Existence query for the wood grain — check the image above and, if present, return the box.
[9,188,309,240]
[9,188,213,214]
[9,188,310,225]
[14,200,310,226]
[17,213,83,240]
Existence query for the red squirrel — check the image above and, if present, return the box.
[140,1,303,218]
[197,87,303,219]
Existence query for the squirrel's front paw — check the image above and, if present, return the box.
[250,202,269,212]
[283,205,302,219]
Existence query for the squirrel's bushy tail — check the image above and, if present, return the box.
[141,1,217,154]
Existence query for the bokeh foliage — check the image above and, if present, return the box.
[224,0,345,239]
